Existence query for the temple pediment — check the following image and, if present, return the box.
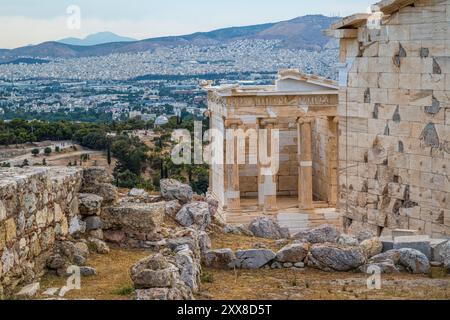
[276,69,338,92]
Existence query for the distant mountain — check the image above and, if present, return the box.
[1,15,339,59]
[57,32,137,46]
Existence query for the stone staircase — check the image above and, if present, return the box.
[225,202,342,236]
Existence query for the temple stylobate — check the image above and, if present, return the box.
[204,69,341,234]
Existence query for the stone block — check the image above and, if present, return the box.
[430,238,449,262]
[392,229,420,237]
[380,236,394,252]
[393,235,431,259]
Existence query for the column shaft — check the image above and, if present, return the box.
[298,119,313,210]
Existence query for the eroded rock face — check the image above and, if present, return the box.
[204,249,236,269]
[87,238,110,254]
[230,249,276,269]
[165,200,181,218]
[276,243,309,263]
[440,242,450,271]
[293,225,340,244]
[175,202,211,230]
[307,244,366,272]
[175,246,201,293]
[131,253,175,289]
[367,249,430,274]
[248,217,288,240]
[160,179,193,204]
[360,237,383,258]
[338,234,359,246]
[205,192,218,217]
[81,167,117,205]
[223,224,254,237]
[131,252,195,300]
[78,193,103,216]
[198,231,211,255]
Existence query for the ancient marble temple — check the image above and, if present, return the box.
[204,70,341,233]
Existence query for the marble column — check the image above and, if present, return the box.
[258,119,278,214]
[298,118,313,210]
[225,120,241,212]
[327,116,339,207]
[327,117,339,207]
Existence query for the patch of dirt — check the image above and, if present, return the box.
[39,248,150,300]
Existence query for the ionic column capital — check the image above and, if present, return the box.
[224,119,243,128]
[297,117,313,125]
[259,118,277,128]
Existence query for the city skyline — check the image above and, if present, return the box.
[0,0,375,49]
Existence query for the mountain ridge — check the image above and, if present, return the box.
[1,15,339,59]
[58,31,137,46]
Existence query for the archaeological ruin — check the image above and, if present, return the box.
[1,0,450,301]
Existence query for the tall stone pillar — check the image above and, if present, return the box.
[327,116,339,207]
[298,118,313,210]
[225,120,241,212]
[258,119,278,214]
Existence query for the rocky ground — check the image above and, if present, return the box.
[8,175,450,300]
[36,232,450,300]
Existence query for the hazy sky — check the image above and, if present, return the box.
[0,0,375,49]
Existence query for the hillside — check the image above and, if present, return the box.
[1,15,339,59]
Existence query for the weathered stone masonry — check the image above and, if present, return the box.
[327,0,450,237]
[0,167,84,295]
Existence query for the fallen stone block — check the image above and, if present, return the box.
[102,202,165,233]
[392,229,420,237]
[160,179,193,204]
[380,236,394,252]
[307,244,366,272]
[176,202,211,230]
[393,235,431,259]
[248,217,288,240]
[292,224,340,244]
[230,249,276,269]
[368,248,430,274]
[275,243,309,263]
[203,249,235,269]
[430,239,449,262]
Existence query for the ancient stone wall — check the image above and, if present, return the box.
[337,0,450,237]
[0,167,83,295]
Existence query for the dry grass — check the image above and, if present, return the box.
[36,233,449,300]
[209,231,283,252]
[39,248,150,300]
[199,267,450,300]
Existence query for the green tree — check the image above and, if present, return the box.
[31,148,40,157]
[44,147,52,156]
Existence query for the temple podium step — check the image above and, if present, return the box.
[225,206,342,236]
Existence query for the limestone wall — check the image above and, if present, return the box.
[337,0,450,237]
[0,167,83,295]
